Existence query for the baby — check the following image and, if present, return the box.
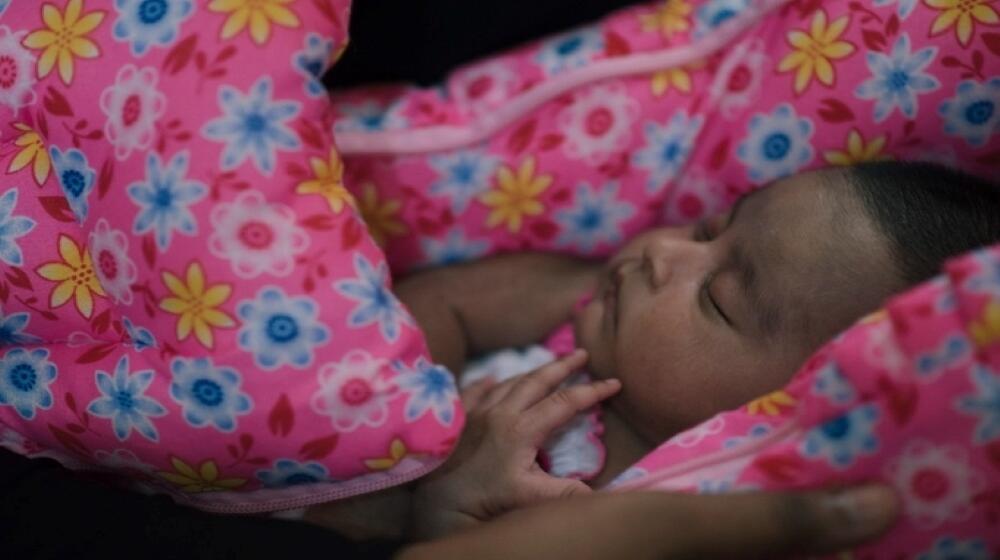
[309,161,1000,538]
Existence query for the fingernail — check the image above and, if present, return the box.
[604,378,621,388]
[827,485,897,538]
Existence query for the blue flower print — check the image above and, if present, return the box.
[916,537,991,560]
[0,348,57,420]
[965,250,1000,299]
[536,27,604,76]
[956,365,1000,444]
[333,100,409,133]
[335,254,413,343]
[915,335,970,378]
[122,317,157,351]
[696,478,734,494]
[49,146,95,224]
[428,150,499,213]
[293,33,334,98]
[608,466,648,488]
[939,78,1000,147]
[855,33,939,123]
[555,182,635,253]
[0,188,35,266]
[873,0,918,19]
[169,357,252,432]
[693,0,750,39]
[0,306,40,346]
[737,104,814,183]
[87,355,167,441]
[128,151,206,251]
[257,459,330,488]
[722,423,772,449]
[633,111,704,193]
[237,287,330,370]
[113,0,194,57]
[801,404,879,469]
[396,357,458,426]
[812,363,856,405]
[0,0,8,17]
[420,228,490,267]
[202,76,301,175]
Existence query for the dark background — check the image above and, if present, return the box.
[327,0,642,87]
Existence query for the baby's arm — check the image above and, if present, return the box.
[395,253,601,374]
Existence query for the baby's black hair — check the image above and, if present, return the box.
[844,160,1000,285]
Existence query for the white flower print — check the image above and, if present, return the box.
[89,219,138,305]
[311,350,394,433]
[100,65,167,161]
[558,82,639,164]
[208,190,309,278]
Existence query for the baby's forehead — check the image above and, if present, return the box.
[730,173,890,340]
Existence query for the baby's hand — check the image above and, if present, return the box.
[411,350,620,539]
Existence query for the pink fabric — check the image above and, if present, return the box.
[333,0,1000,275]
[0,0,464,513]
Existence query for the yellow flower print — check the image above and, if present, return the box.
[823,129,891,166]
[640,0,693,39]
[969,301,1000,349]
[8,124,52,186]
[159,261,235,349]
[22,0,105,85]
[158,457,246,493]
[926,0,1000,46]
[650,59,706,96]
[651,68,692,96]
[364,438,411,471]
[746,390,797,416]
[208,0,301,46]
[295,148,356,214]
[860,310,889,325]
[357,182,407,247]
[36,234,106,319]
[480,157,553,233]
[777,10,855,95]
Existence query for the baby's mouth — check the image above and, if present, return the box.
[605,261,629,331]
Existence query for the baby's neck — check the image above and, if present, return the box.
[590,409,655,488]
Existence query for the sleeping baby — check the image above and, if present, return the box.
[308,161,1000,538]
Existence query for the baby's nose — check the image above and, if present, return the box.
[643,238,709,289]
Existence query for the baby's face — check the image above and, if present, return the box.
[574,170,901,443]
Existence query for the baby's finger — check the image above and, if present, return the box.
[460,378,496,410]
[522,378,621,445]
[502,350,589,411]
[476,375,525,411]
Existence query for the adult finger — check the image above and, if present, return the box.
[520,378,620,445]
[501,349,590,411]
[658,485,900,558]
[399,484,898,560]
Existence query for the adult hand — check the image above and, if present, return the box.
[399,484,898,560]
